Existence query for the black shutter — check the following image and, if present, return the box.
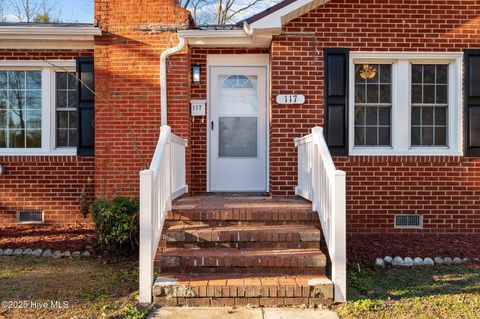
[464,49,480,157]
[76,57,95,156]
[324,48,349,156]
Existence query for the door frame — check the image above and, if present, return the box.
[206,54,270,192]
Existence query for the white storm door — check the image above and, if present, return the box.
[209,67,267,192]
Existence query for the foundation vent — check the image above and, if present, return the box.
[17,210,44,224]
[394,214,422,229]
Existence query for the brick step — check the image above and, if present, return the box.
[157,248,327,273]
[153,273,333,307]
[159,267,324,275]
[165,220,321,228]
[163,224,321,243]
[165,241,320,249]
[167,209,317,222]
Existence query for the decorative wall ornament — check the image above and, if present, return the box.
[359,64,377,79]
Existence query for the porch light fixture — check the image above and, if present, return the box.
[192,64,201,84]
[359,64,377,80]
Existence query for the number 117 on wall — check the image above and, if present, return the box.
[276,94,305,105]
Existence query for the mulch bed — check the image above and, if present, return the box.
[347,234,480,264]
[2,226,479,264]
[0,225,99,254]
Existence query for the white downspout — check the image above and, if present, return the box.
[160,35,186,126]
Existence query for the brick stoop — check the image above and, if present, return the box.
[153,273,333,307]
[153,196,332,307]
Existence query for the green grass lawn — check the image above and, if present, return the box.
[0,256,150,319]
[337,264,480,319]
[1,256,479,319]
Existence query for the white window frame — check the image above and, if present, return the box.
[349,52,463,156]
[52,68,77,150]
[0,60,77,156]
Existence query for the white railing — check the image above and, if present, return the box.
[294,126,347,303]
[139,125,188,303]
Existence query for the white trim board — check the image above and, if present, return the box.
[206,54,270,192]
[0,41,94,50]
[0,60,77,68]
[348,51,463,156]
[250,0,329,31]
[0,26,99,50]
[206,54,270,67]
[0,25,100,36]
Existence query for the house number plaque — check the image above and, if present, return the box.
[276,94,305,105]
[191,100,206,116]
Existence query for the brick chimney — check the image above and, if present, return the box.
[93,0,192,199]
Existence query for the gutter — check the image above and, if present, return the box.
[0,26,101,36]
[160,35,186,126]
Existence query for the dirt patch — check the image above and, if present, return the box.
[347,234,480,264]
[0,225,98,254]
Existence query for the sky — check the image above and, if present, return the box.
[4,0,94,23]
[2,0,276,24]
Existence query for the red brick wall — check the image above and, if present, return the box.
[94,0,191,198]
[336,156,480,234]
[168,53,192,188]
[0,49,93,60]
[0,156,95,225]
[0,49,95,225]
[268,0,480,233]
[189,48,269,194]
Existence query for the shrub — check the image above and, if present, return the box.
[92,197,140,254]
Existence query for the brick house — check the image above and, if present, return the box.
[1,0,480,305]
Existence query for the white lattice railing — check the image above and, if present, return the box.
[294,126,347,303]
[139,125,187,303]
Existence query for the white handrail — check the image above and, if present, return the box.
[139,125,188,303]
[295,126,346,303]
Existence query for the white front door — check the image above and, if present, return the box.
[209,66,267,192]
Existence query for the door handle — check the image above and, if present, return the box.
[211,121,214,130]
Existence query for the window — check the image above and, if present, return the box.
[222,75,256,89]
[411,64,448,146]
[0,71,42,148]
[349,52,462,156]
[354,64,392,146]
[218,74,258,158]
[0,60,78,155]
[56,72,78,147]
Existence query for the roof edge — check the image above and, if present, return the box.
[239,0,298,26]
[0,25,101,36]
[241,0,329,31]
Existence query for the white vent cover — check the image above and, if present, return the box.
[394,214,422,229]
[17,210,44,224]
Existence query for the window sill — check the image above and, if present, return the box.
[349,147,463,156]
[0,148,77,157]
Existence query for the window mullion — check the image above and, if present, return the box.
[41,68,51,152]
[395,60,410,152]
